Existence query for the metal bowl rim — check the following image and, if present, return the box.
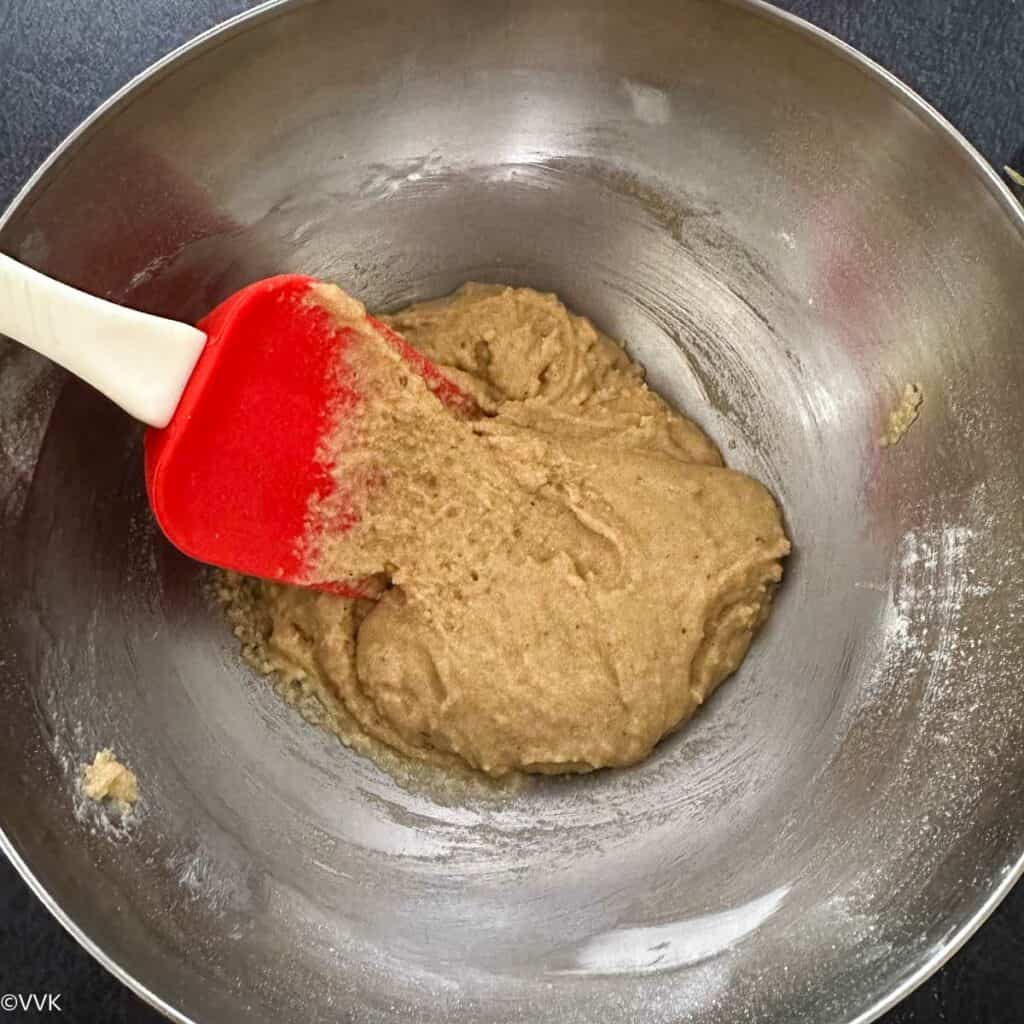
[1,1,1021,1021]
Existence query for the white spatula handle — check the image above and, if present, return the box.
[0,253,206,428]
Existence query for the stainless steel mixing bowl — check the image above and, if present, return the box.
[2,1,1023,1021]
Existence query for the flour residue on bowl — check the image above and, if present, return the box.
[873,521,976,695]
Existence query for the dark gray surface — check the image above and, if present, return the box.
[1,1,1022,1021]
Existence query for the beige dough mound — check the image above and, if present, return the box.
[82,749,138,807]
[229,284,790,777]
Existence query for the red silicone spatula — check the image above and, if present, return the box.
[0,255,472,587]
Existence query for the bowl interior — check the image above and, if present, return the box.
[2,1,1024,1022]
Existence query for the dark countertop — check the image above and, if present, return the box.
[1,1,1022,1021]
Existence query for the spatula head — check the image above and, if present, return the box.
[145,274,475,589]
[144,275,343,584]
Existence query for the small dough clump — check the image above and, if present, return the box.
[227,284,790,777]
[82,749,138,807]
[880,382,923,447]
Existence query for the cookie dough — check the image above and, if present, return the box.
[82,749,138,807]
[880,383,923,447]
[227,284,790,777]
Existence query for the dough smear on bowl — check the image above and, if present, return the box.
[222,283,790,777]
